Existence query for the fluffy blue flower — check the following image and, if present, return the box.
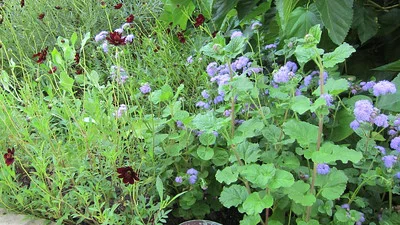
[390,137,400,152]
[201,90,210,99]
[317,163,330,175]
[186,168,198,176]
[139,83,151,94]
[188,175,197,184]
[231,31,243,39]
[350,120,360,130]
[175,176,183,183]
[373,80,396,96]
[321,93,333,106]
[354,100,374,122]
[382,155,397,168]
[206,62,218,77]
[373,114,389,128]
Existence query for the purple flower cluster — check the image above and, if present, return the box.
[317,163,330,175]
[350,99,392,130]
[273,62,297,84]
[110,66,128,84]
[390,137,400,152]
[187,168,199,184]
[251,21,262,30]
[231,31,243,39]
[264,43,277,50]
[321,93,334,107]
[382,155,397,168]
[139,83,151,94]
[355,212,365,225]
[372,80,396,97]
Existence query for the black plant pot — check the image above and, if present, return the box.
[179,220,222,225]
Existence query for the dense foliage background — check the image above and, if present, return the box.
[1,0,400,224]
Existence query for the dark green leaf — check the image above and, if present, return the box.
[240,1,272,25]
[373,59,400,72]
[275,0,300,31]
[236,0,260,20]
[212,0,239,28]
[353,3,378,44]
[315,0,354,45]
[285,4,321,39]
[329,108,354,142]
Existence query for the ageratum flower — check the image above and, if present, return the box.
[316,163,330,175]
[194,14,205,27]
[188,175,197,184]
[353,100,374,122]
[175,176,183,183]
[139,83,151,94]
[32,47,48,64]
[251,21,262,30]
[117,166,139,184]
[382,155,397,168]
[390,137,400,152]
[106,32,126,46]
[95,31,108,42]
[4,148,15,166]
[360,81,376,91]
[373,80,396,97]
[186,168,198,176]
[373,114,389,128]
[350,120,360,130]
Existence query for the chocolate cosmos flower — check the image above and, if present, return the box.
[194,14,205,27]
[117,166,139,184]
[114,3,123,9]
[33,47,48,64]
[126,14,134,23]
[106,32,126,46]
[4,148,15,166]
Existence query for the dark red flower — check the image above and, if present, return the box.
[76,68,83,74]
[32,47,48,64]
[48,66,57,74]
[114,3,123,9]
[194,14,205,27]
[106,32,126,46]
[55,6,62,10]
[177,32,185,43]
[74,52,80,64]
[126,14,134,23]
[38,13,45,20]
[117,166,139,184]
[20,0,25,7]
[212,31,218,38]
[4,148,15,166]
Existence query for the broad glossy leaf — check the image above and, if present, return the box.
[373,60,400,72]
[329,108,354,142]
[286,4,321,39]
[212,0,239,28]
[275,0,300,31]
[315,0,354,45]
[353,3,378,44]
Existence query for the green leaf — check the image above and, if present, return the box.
[199,132,217,146]
[212,148,230,166]
[198,0,214,19]
[233,118,264,144]
[235,141,261,164]
[156,176,164,201]
[212,0,239,28]
[284,181,316,206]
[87,70,100,87]
[236,0,260,20]
[275,0,300,31]
[197,146,214,160]
[200,34,226,61]
[296,219,320,225]
[242,192,273,215]
[159,0,195,30]
[373,59,400,72]
[216,167,239,185]
[59,71,74,93]
[240,215,262,225]
[291,95,311,114]
[0,70,11,92]
[240,164,276,188]
[322,43,356,68]
[376,73,400,112]
[294,45,324,66]
[192,111,226,132]
[353,3,378,44]
[219,184,248,208]
[283,120,318,148]
[329,108,354,142]
[262,124,282,143]
[269,169,295,189]
[240,1,272,25]
[312,142,362,164]
[224,36,247,59]
[315,0,354,45]
[70,32,78,46]
[315,169,348,200]
[80,32,91,52]
[52,48,64,66]
[285,4,321,39]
